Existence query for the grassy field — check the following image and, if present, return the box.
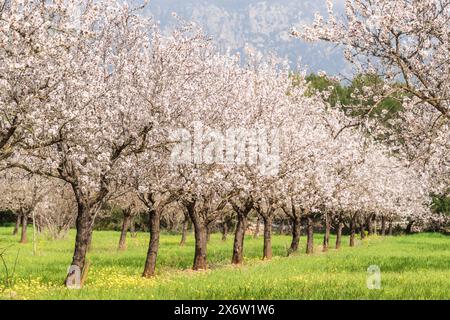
[0,226,449,300]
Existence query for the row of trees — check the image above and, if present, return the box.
[0,0,448,286]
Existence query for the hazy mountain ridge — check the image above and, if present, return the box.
[144,0,349,75]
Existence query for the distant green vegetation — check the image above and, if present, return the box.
[1,227,449,300]
[302,73,404,126]
[304,72,450,213]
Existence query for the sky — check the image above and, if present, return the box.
[137,0,351,76]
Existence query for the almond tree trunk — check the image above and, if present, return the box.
[306,216,314,254]
[405,220,415,234]
[20,212,28,244]
[192,222,207,270]
[262,216,273,260]
[130,217,137,238]
[278,219,286,235]
[288,216,301,256]
[360,222,366,239]
[323,215,331,252]
[230,199,253,264]
[373,216,378,235]
[367,216,373,236]
[65,201,94,286]
[13,213,21,236]
[185,202,208,270]
[253,216,260,238]
[349,219,356,247]
[179,216,189,246]
[232,213,247,264]
[381,216,386,236]
[142,209,160,277]
[221,220,228,241]
[335,222,343,249]
[388,221,393,236]
[118,210,131,251]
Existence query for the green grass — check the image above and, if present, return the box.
[0,227,449,299]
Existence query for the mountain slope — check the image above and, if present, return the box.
[143,0,349,75]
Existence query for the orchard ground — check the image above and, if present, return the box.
[0,227,449,300]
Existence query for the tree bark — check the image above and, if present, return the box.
[142,209,160,277]
[180,216,189,246]
[323,215,330,252]
[130,217,137,238]
[13,213,21,236]
[231,213,247,264]
[185,202,208,270]
[306,216,314,254]
[262,216,273,260]
[65,202,93,286]
[253,216,261,238]
[221,220,228,241]
[349,219,356,247]
[20,212,28,244]
[406,220,415,234]
[373,216,378,235]
[288,216,301,255]
[381,216,386,236]
[192,222,207,270]
[335,222,343,249]
[118,210,131,251]
[360,222,366,239]
[388,221,393,236]
[367,216,373,236]
[278,219,286,235]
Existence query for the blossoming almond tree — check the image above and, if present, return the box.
[109,192,144,251]
[292,0,449,117]
[135,24,245,273]
[5,0,154,285]
[292,0,448,209]
[0,0,77,165]
[34,184,77,240]
[0,170,49,244]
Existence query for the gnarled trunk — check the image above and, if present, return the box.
[118,210,131,251]
[323,215,330,252]
[13,214,21,236]
[335,222,343,249]
[130,217,137,238]
[262,216,273,260]
[360,222,366,239]
[192,222,207,270]
[180,216,189,246]
[65,201,94,286]
[406,220,415,234]
[373,216,378,235]
[231,214,247,264]
[306,216,314,254]
[367,216,373,236]
[185,202,207,270]
[381,216,386,236]
[20,212,28,244]
[222,221,228,241]
[142,209,160,277]
[278,219,286,235]
[253,216,261,238]
[288,216,301,256]
[349,219,356,247]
